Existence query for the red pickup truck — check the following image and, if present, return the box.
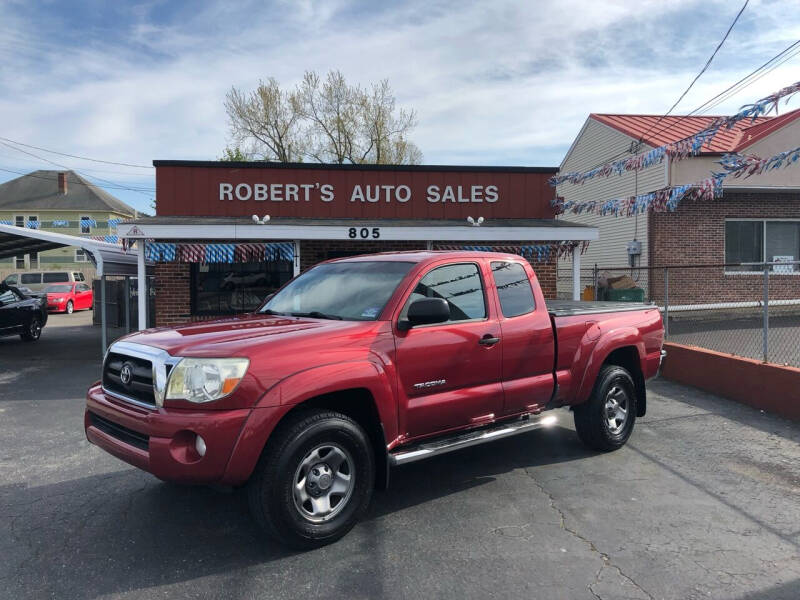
[85,251,664,548]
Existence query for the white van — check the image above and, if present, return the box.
[3,271,86,292]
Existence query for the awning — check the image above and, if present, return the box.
[117,216,598,242]
[0,224,152,277]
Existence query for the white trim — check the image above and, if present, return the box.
[117,223,599,242]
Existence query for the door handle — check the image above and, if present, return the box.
[479,335,500,346]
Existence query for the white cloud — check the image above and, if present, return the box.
[0,0,798,211]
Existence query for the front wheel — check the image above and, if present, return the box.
[247,409,375,549]
[66,300,74,314]
[573,365,637,451]
[21,316,42,342]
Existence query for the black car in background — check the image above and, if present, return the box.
[0,283,48,341]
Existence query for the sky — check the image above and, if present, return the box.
[0,0,798,214]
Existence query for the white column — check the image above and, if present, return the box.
[137,240,147,330]
[293,240,301,277]
[572,245,581,301]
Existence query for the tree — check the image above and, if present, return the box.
[224,78,304,162]
[219,146,249,161]
[224,70,421,165]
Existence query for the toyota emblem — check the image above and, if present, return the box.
[120,363,134,386]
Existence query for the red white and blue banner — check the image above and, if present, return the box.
[437,242,589,261]
[144,242,295,263]
[550,80,800,187]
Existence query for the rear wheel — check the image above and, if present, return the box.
[247,409,374,549]
[574,365,637,451]
[66,300,74,314]
[21,316,42,342]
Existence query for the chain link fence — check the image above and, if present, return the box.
[558,261,800,368]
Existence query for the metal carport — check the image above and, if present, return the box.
[0,224,152,353]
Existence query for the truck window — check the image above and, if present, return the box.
[409,263,486,322]
[491,262,536,318]
[21,273,41,284]
[42,272,69,283]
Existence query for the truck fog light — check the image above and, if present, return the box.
[195,435,207,457]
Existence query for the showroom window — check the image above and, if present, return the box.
[725,219,800,273]
[191,260,294,315]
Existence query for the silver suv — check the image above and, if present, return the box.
[3,271,86,292]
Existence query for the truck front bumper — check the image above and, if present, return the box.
[85,384,253,485]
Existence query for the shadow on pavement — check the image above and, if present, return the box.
[0,425,591,599]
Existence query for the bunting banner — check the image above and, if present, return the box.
[717,145,800,179]
[26,220,41,229]
[549,80,800,187]
[50,220,70,228]
[91,235,119,244]
[0,220,11,226]
[79,218,98,228]
[107,218,121,229]
[553,141,800,217]
[437,242,589,262]
[144,242,295,264]
[552,175,724,216]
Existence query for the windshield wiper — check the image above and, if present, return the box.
[261,309,286,316]
[290,311,343,320]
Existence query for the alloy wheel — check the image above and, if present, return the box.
[604,385,629,434]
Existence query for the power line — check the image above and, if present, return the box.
[638,0,749,144]
[640,38,800,144]
[0,140,155,196]
[0,135,153,169]
[0,165,155,194]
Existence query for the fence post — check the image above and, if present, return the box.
[763,264,769,363]
[663,267,669,339]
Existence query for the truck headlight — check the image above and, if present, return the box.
[166,358,249,403]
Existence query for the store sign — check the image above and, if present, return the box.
[218,182,500,204]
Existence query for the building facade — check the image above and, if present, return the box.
[556,110,800,304]
[0,170,136,277]
[118,161,597,327]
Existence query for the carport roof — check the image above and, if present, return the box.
[0,224,150,277]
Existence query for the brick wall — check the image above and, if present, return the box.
[153,263,191,326]
[649,191,800,305]
[153,238,563,326]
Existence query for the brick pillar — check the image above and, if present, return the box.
[154,263,191,326]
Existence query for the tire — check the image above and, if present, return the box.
[21,316,42,342]
[247,409,375,550]
[66,301,74,314]
[573,365,637,452]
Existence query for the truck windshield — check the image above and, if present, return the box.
[260,261,414,321]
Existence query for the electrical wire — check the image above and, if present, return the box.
[637,0,749,144]
[0,135,153,169]
[0,166,155,194]
[0,140,155,196]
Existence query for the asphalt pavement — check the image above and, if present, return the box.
[1,312,799,599]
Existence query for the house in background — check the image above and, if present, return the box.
[0,170,137,277]
[555,108,800,304]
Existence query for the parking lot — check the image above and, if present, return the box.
[1,315,799,600]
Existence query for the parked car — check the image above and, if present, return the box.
[0,283,48,341]
[85,251,665,549]
[3,271,86,292]
[44,282,94,313]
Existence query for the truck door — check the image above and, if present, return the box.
[394,261,503,439]
[489,261,555,416]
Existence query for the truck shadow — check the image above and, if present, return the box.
[0,426,589,599]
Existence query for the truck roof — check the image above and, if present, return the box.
[328,250,527,264]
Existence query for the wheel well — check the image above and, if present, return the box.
[286,388,389,490]
[603,346,646,417]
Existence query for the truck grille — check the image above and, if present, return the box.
[103,351,158,406]
[89,412,149,451]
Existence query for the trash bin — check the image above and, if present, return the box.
[606,287,645,302]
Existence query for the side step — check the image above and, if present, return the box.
[388,413,559,466]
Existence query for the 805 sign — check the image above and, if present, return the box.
[348,227,380,239]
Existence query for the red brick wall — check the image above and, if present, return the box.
[153,239,560,326]
[649,192,800,305]
[153,263,191,326]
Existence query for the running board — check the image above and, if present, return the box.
[388,414,559,466]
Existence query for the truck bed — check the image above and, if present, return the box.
[547,299,655,317]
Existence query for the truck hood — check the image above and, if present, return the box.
[114,313,376,357]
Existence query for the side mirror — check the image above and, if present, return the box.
[400,297,450,330]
